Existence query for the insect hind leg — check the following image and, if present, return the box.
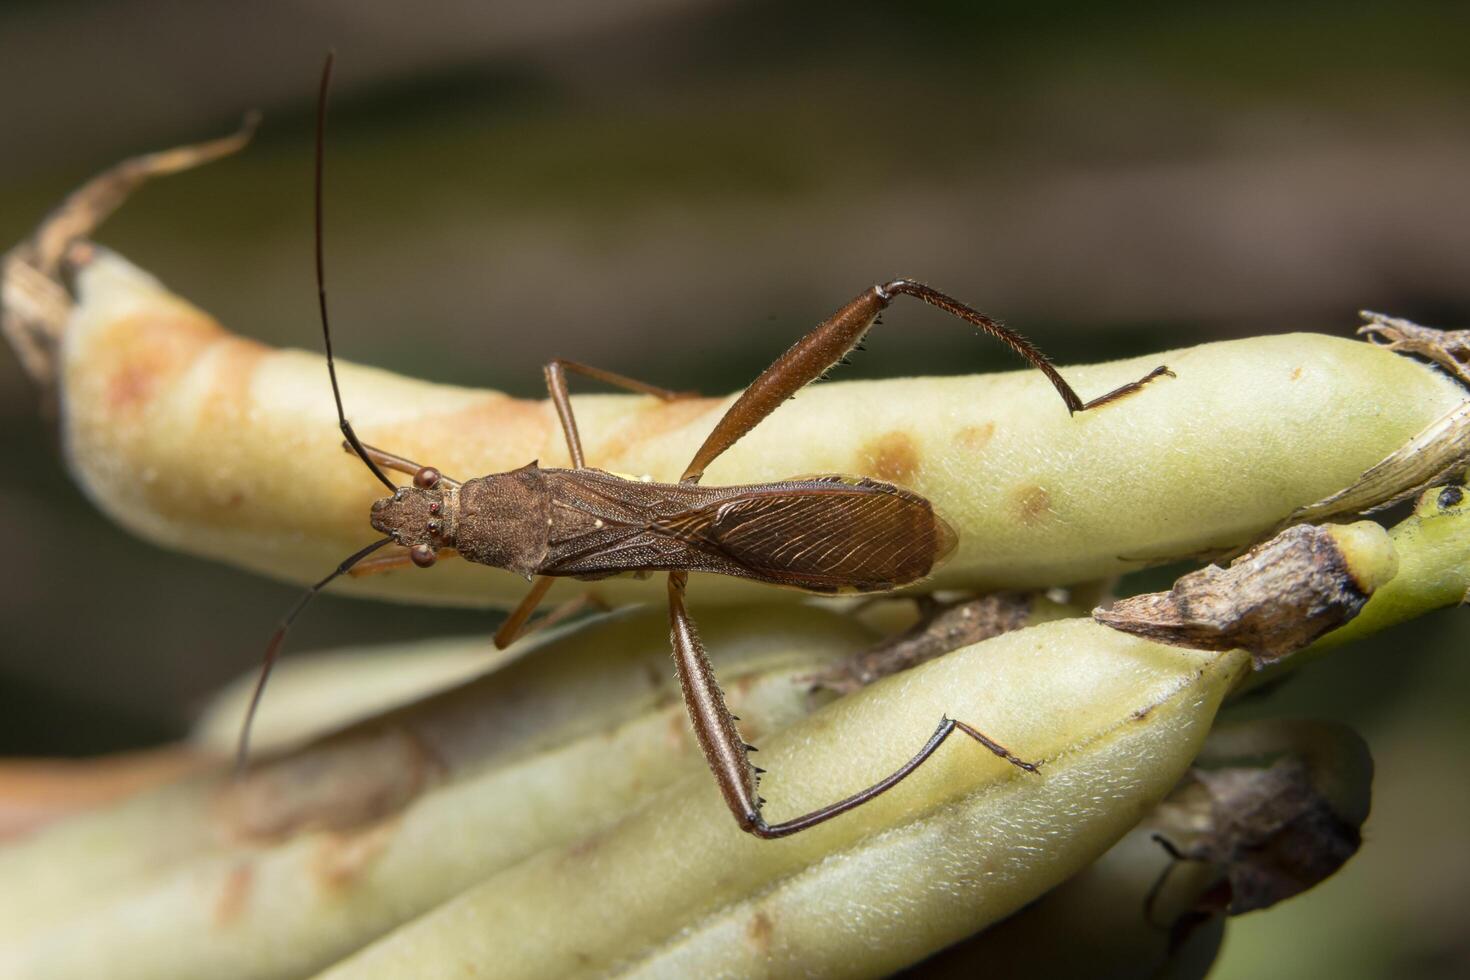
[747,716,1039,840]
[667,570,1038,840]
[678,278,1172,485]
[878,279,1174,415]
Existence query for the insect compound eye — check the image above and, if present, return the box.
[414,466,441,490]
[1439,485,1464,510]
[409,543,437,568]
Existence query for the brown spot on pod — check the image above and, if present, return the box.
[94,313,221,414]
[201,336,270,423]
[956,421,996,452]
[1013,485,1052,525]
[212,862,254,929]
[310,819,401,894]
[214,726,443,843]
[860,430,921,483]
[746,910,775,953]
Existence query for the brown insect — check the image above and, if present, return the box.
[239,55,1172,839]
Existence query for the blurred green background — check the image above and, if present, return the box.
[2,1,1468,975]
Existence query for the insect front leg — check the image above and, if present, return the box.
[493,578,612,649]
[338,441,460,489]
[543,358,698,468]
[667,571,1038,839]
[347,546,461,578]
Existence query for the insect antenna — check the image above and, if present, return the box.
[235,535,395,773]
[315,51,397,493]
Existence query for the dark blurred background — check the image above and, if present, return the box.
[2,2,1468,975]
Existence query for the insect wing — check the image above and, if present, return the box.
[666,477,955,593]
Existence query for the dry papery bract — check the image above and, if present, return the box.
[808,592,1045,695]
[1095,521,1397,666]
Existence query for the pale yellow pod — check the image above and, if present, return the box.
[0,606,872,979]
[320,620,1249,979]
[2,506,1420,978]
[60,249,1464,608]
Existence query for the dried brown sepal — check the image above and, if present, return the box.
[1151,719,1372,918]
[806,593,1033,694]
[1359,310,1470,388]
[1094,522,1396,666]
[1183,761,1362,914]
[888,718,1370,979]
[1285,399,1470,527]
[0,116,257,391]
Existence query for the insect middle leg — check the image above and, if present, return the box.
[493,575,557,648]
[491,359,698,647]
[543,358,697,468]
[667,570,1036,838]
[493,582,609,649]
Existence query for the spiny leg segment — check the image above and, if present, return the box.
[669,570,1036,838]
[680,279,1171,484]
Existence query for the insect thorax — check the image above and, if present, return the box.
[454,462,552,577]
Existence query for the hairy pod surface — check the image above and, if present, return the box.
[0,607,871,978]
[0,515,1417,976]
[0,612,1255,980]
[320,620,1248,979]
